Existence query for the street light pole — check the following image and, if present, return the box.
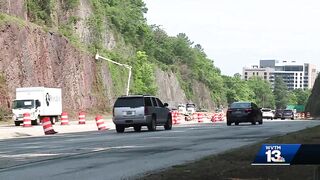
[95,53,132,96]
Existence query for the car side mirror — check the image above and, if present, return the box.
[36,100,41,108]
[164,103,168,107]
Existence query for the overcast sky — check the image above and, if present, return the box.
[144,0,320,76]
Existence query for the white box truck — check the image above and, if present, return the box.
[12,87,62,126]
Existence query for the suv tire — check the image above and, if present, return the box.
[14,121,21,126]
[148,116,157,131]
[164,115,172,130]
[134,125,141,132]
[227,122,231,126]
[116,125,125,133]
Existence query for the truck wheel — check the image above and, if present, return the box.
[14,121,21,126]
[50,117,57,124]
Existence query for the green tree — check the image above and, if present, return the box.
[287,91,298,105]
[273,76,288,109]
[131,51,157,95]
[247,76,275,108]
[223,75,254,104]
[291,89,311,105]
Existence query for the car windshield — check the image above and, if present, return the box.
[13,100,35,109]
[114,97,144,108]
[230,102,251,109]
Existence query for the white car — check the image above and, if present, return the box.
[261,108,274,120]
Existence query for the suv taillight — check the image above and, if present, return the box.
[245,109,252,113]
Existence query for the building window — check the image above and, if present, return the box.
[264,72,267,75]
[300,85,302,87]
[245,72,248,75]
[264,76,267,79]
[300,73,303,76]
[257,72,259,75]
[245,76,247,79]
[253,72,255,75]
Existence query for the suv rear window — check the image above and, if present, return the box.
[114,97,144,108]
[230,103,251,109]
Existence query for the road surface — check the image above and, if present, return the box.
[0,120,319,180]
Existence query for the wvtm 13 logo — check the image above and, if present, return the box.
[252,144,301,165]
[265,145,285,163]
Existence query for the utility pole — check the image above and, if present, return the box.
[95,53,132,96]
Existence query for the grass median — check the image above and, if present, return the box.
[142,124,320,180]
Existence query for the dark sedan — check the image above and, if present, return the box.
[274,109,283,119]
[226,102,263,126]
[282,109,294,120]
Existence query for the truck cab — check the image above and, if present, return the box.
[12,99,41,126]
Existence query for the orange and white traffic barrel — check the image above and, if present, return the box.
[95,115,108,131]
[23,112,32,127]
[60,112,69,125]
[78,112,86,125]
[172,111,177,125]
[306,112,311,119]
[198,112,203,123]
[42,117,57,135]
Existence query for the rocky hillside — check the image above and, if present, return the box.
[306,74,320,117]
[0,0,215,113]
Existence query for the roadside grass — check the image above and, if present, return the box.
[142,124,320,180]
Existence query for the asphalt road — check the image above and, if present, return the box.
[0,120,319,180]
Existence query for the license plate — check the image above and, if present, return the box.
[124,111,135,116]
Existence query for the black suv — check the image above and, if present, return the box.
[112,95,172,133]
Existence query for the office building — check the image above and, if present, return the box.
[243,60,317,90]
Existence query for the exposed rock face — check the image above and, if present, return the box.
[306,74,320,117]
[155,69,187,106]
[0,22,114,112]
[0,0,27,20]
[191,81,215,110]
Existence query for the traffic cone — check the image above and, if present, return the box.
[42,117,57,135]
